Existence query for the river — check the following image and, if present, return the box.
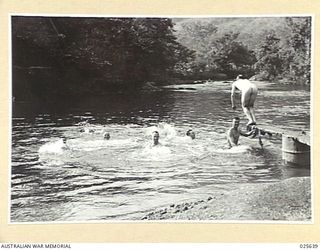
[10,80,311,222]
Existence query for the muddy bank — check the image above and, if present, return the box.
[142,177,311,221]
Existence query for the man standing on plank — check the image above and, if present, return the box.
[231,74,258,126]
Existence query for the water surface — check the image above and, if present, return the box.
[11,81,311,222]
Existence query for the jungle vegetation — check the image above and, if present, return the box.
[12,16,311,99]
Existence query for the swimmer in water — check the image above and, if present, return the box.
[152,131,160,146]
[79,127,95,133]
[231,74,258,126]
[103,132,110,140]
[186,129,195,139]
[61,137,69,149]
[78,119,89,126]
[227,117,257,148]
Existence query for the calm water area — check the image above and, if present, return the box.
[11,81,311,222]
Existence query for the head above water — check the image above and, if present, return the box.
[152,131,160,145]
[103,132,110,140]
[232,117,240,128]
[62,137,67,144]
[186,129,195,139]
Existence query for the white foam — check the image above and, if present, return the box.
[38,139,66,154]
[145,123,178,143]
[214,144,252,154]
[138,144,172,161]
[68,138,139,151]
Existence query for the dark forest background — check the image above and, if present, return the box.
[12,16,311,100]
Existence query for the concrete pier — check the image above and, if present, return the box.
[282,135,310,167]
[249,125,310,167]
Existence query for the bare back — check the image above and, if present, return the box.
[232,79,258,108]
[232,79,256,91]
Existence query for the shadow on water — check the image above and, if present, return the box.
[12,89,176,126]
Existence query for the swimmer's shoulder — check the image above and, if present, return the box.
[227,127,235,135]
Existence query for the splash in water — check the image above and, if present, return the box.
[38,138,67,154]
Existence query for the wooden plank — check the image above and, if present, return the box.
[248,125,310,146]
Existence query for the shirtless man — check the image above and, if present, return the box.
[103,132,110,140]
[231,75,258,126]
[152,131,160,146]
[186,129,196,140]
[61,137,70,149]
[227,117,257,148]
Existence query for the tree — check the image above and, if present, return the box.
[175,21,257,79]
[254,32,284,80]
[12,16,194,98]
[284,17,311,84]
[174,20,218,77]
[212,32,256,77]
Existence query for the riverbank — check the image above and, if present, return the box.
[142,177,311,221]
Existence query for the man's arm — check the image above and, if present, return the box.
[231,84,236,109]
[240,127,258,138]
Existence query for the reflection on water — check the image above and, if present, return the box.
[11,81,311,222]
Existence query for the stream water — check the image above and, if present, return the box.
[11,80,311,222]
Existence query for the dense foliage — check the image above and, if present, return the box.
[12,16,194,98]
[12,16,311,99]
[175,17,311,84]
